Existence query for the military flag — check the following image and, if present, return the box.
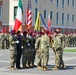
[40,14,48,29]
[34,12,41,31]
[26,0,32,29]
[48,13,51,29]
[13,0,23,32]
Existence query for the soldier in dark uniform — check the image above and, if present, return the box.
[16,31,22,69]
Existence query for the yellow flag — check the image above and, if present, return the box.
[34,12,41,31]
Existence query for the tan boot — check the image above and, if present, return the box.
[26,64,30,68]
[30,63,33,67]
[64,65,66,69]
[52,66,59,70]
[10,67,16,70]
[43,66,48,71]
[37,66,43,70]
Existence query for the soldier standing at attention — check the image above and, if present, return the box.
[55,28,66,69]
[15,31,22,69]
[22,31,28,68]
[1,31,6,49]
[40,31,50,71]
[35,33,41,69]
[9,30,18,70]
[6,31,10,49]
[52,29,66,70]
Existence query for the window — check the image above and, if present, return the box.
[56,12,59,24]
[67,0,70,5]
[62,29,65,33]
[72,15,74,22]
[62,13,64,25]
[50,11,53,19]
[51,0,53,2]
[0,6,2,21]
[44,10,46,18]
[72,0,74,6]
[67,14,69,21]
[62,0,64,8]
[35,0,38,2]
[57,0,59,7]
[35,8,38,22]
[14,6,18,20]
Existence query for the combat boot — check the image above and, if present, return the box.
[26,64,30,68]
[43,66,48,71]
[64,65,66,69]
[30,63,33,67]
[52,66,59,70]
[10,67,16,70]
[23,65,27,69]
[61,65,66,69]
[37,66,43,70]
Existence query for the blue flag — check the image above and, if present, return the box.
[40,14,48,29]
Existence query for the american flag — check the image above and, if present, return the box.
[26,0,32,29]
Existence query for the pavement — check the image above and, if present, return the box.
[0,48,76,75]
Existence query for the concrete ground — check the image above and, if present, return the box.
[0,48,76,75]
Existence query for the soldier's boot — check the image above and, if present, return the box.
[64,65,66,69]
[23,65,27,69]
[37,66,43,70]
[30,63,33,67]
[62,65,66,69]
[10,67,16,70]
[26,64,30,68]
[52,66,59,70]
[43,66,48,71]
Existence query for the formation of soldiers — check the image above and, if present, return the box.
[1,28,76,71]
[0,31,9,49]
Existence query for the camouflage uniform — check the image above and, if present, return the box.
[22,35,33,68]
[6,33,10,49]
[40,34,50,70]
[9,33,17,70]
[58,33,65,69]
[0,33,2,48]
[52,33,64,70]
[1,33,6,49]
[74,34,76,46]
[65,34,69,47]
[35,36,41,67]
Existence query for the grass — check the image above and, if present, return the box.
[64,49,76,52]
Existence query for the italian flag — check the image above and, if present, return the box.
[13,0,23,32]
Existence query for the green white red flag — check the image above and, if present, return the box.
[13,0,23,32]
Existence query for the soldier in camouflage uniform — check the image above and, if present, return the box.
[22,31,34,68]
[35,34,41,69]
[74,34,76,46]
[65,34,69,47]
[6,31,10,49]
[40,32,50,71]
[0,32,2,48]
[1,32,6,49]
[22,31,27,68]
[52,28,66,70]
[9,30,18,70]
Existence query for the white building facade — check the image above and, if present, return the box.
[1,0,76,33]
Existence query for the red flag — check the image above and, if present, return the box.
[48,13,51,29]
[26,0,32,29]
